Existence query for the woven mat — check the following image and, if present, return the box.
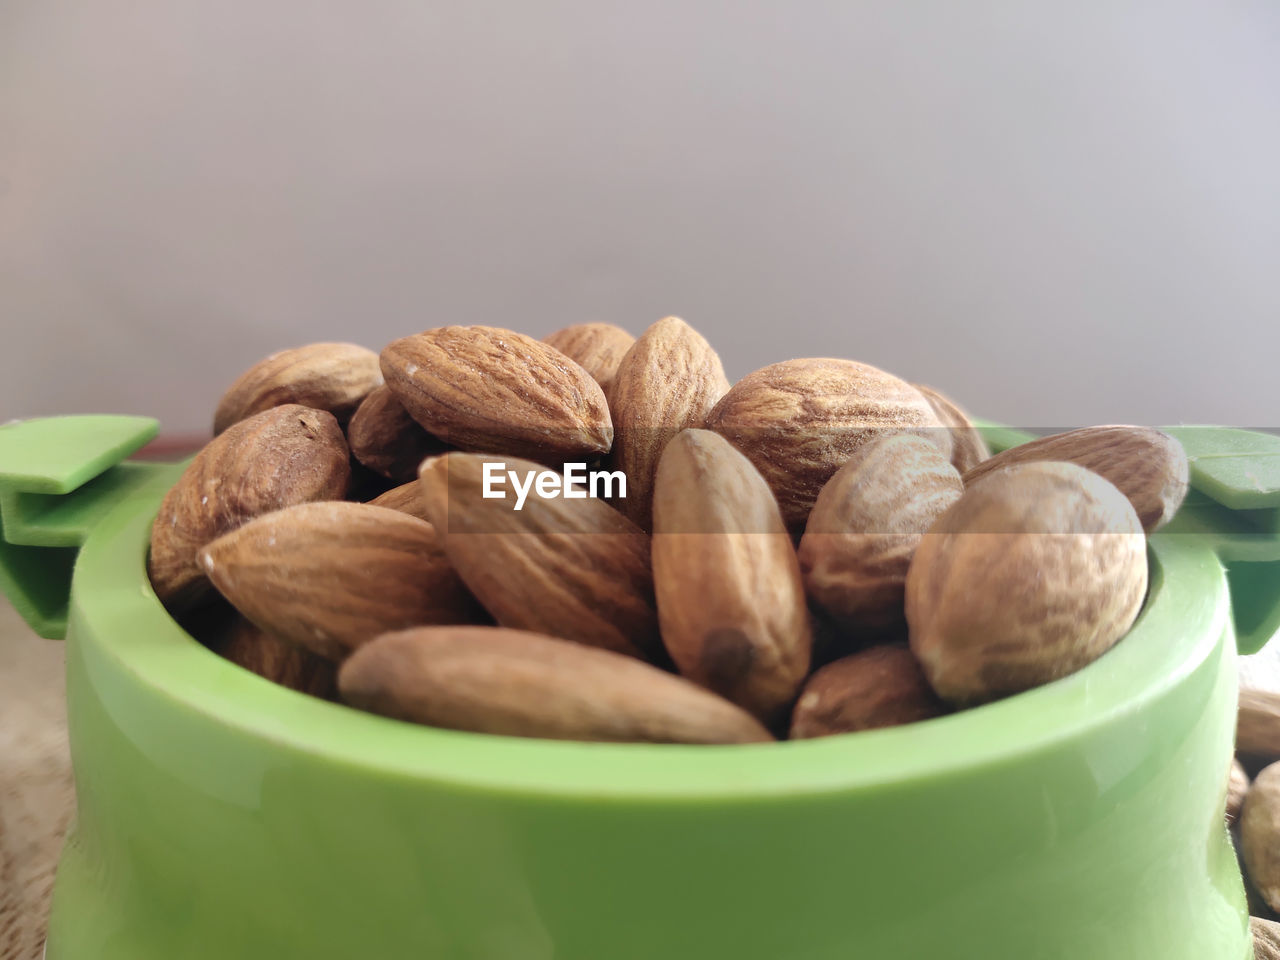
[0,598,74,960]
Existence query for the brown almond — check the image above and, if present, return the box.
[1240,687,1280,761]
[1243,762,1280,914]
[608,317,730,529]
[367,481,430,522]
[798,434,963,636]
[1229,758,1250,826]
[381,326,612,462]
[347,384,447,482]
[213,342,382,434]
[148,405,350,612]
[962,425,1188,532]
[339,626,773,744]
[651,429,811,724]
[706,358,946,529]
[790,645,947,739]
[418,452,661,659]
[1255,917,1280,959]
[207,613,337,698]
[906,461,1147,705]
[913,383,991,474]
[199,502,480,661]
[543,322,636,396]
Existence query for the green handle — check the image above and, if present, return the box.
[0,416,164,638]
[979,423,1280,656]
[1161,426,1280,655]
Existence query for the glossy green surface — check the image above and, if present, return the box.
[1166,426,1280,510]
[46,489,1250,958]
[0,416,158,637]
[0,417,1275,958]
[0,415,157,495]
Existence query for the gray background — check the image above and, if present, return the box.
[2,1,1277,435]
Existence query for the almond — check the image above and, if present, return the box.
[913,383,990,474]
[706,358,945,529]
[207,612,337,698]
[338,626,773,744]
[906,461,1147,704]
[798,434,963,636]
[199,501,480,661]
[1229,759,1250,826]
[213,342,382,434]
[790,645,947,739]
[1249,873,1280,928]
[961,425,1188,532]
[381,325,612,462]
[367,481,430,522]
[347,384,447,482]
[542,322,636,396]
[651,429,811,724]
[1243,763,1280,914]
[1239,687,1280,760]
[1255,918,1280,960]
[417,452,661,659]
[148,404,350,612]
[607,317,730,529]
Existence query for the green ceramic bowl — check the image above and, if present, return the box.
[4,416,1280,960]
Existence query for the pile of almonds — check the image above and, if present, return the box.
[1230,689,1280,956]
[150,318,1190,747]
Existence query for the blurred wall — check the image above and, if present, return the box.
[1,1,1277,435]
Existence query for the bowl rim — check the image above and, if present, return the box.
[70,482,1231,801]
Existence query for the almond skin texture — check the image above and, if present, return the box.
[339,626,773,744]
[706,358,945,530]
[1243,763,1280,914]
[790,645,947,739]
[962,425,1188,532]
[381,326,612,463]
[798,434,963,636]
[148,405,351,612]
[906,461,1147,705]
[199,502,480,661]
[207,613,337,698]
[543,322,636,396]
[607,317,731,530]
[1228,759,1250,826]
[213,342,382,435]
[418,452,661,660]
[913,383,991,474]
[367,481,431,522]
[347,384,447,482]
[1239,687,1280,760]
[1254,918,1280,959]
[651,429,812,724]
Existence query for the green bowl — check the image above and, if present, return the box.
[4,416,1280,960]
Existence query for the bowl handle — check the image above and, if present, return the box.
[0,415,170,639]
[1160,426,1280,655]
